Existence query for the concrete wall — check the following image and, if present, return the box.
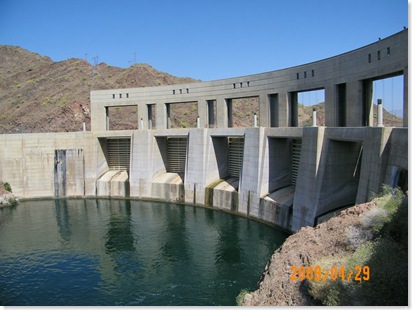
[0,127,407,232]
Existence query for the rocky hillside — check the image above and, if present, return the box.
[0,45,197,133]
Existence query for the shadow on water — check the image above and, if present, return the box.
[159,204,191,262]
[54,199,72,242]
[104,199,135,253]
[215,216,242,264]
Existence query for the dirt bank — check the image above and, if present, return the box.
[242,200,378,306]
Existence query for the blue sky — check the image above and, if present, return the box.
[0,0,408,112]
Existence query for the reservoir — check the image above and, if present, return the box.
[0,199,288,306]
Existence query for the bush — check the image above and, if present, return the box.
[310,239,407,306]
[3,182,12,192]
[236,289,251,305]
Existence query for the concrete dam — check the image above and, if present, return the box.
[0,29,407,232]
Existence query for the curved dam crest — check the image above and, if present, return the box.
[0,29,408,232]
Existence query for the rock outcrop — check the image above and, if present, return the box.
[0,182,18,207]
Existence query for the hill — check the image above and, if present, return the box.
[0,45,197,133]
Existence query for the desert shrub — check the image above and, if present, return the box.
[359,206,390,234]
[236,289,251,305]
[308,256,349,306]
[380,195,408,250]
[3,182,12,192]
[345,225,373,249]
[310,239,407,306]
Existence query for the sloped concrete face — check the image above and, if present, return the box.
[96,170,129,197]
[259,185,294,228]
[151,172,184,202]
[211,178,239,212]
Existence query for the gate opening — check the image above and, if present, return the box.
[167,137,187,176]
[267,138,301,192]
[228,137,244,178]
[96,138,131,197]
[106,138,131,171]
[210,136,245,179]
[317,140,363,218]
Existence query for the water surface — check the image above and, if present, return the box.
[0,199,288,306]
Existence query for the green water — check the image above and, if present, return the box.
[0,199,288,306]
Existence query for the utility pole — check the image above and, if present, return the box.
[133,52,136,65]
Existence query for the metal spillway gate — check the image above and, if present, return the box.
[107,138,131,171]
[228,137,244,178]
[291,139,302,185]
[167,137,187,174]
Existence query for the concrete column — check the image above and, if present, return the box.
[346,80,363,127]
[277,92,289,127]
[290,92,298,127]
[324,84,336,127]
[137,103,147,130]
[156,102,168,129]
[258,93,269,127]
[291,127,326,231]
[355,127,392,203]
[184,129,208,205]
[197,98,207,128]
[363,80,374,127]
[90,100,107,131]
[403,67,408,127]
[216,97,228,128]
[238,127,265,217]
[268,94,279,127]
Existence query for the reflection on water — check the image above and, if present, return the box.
[55,199,71,242]
[0,199,288,306]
